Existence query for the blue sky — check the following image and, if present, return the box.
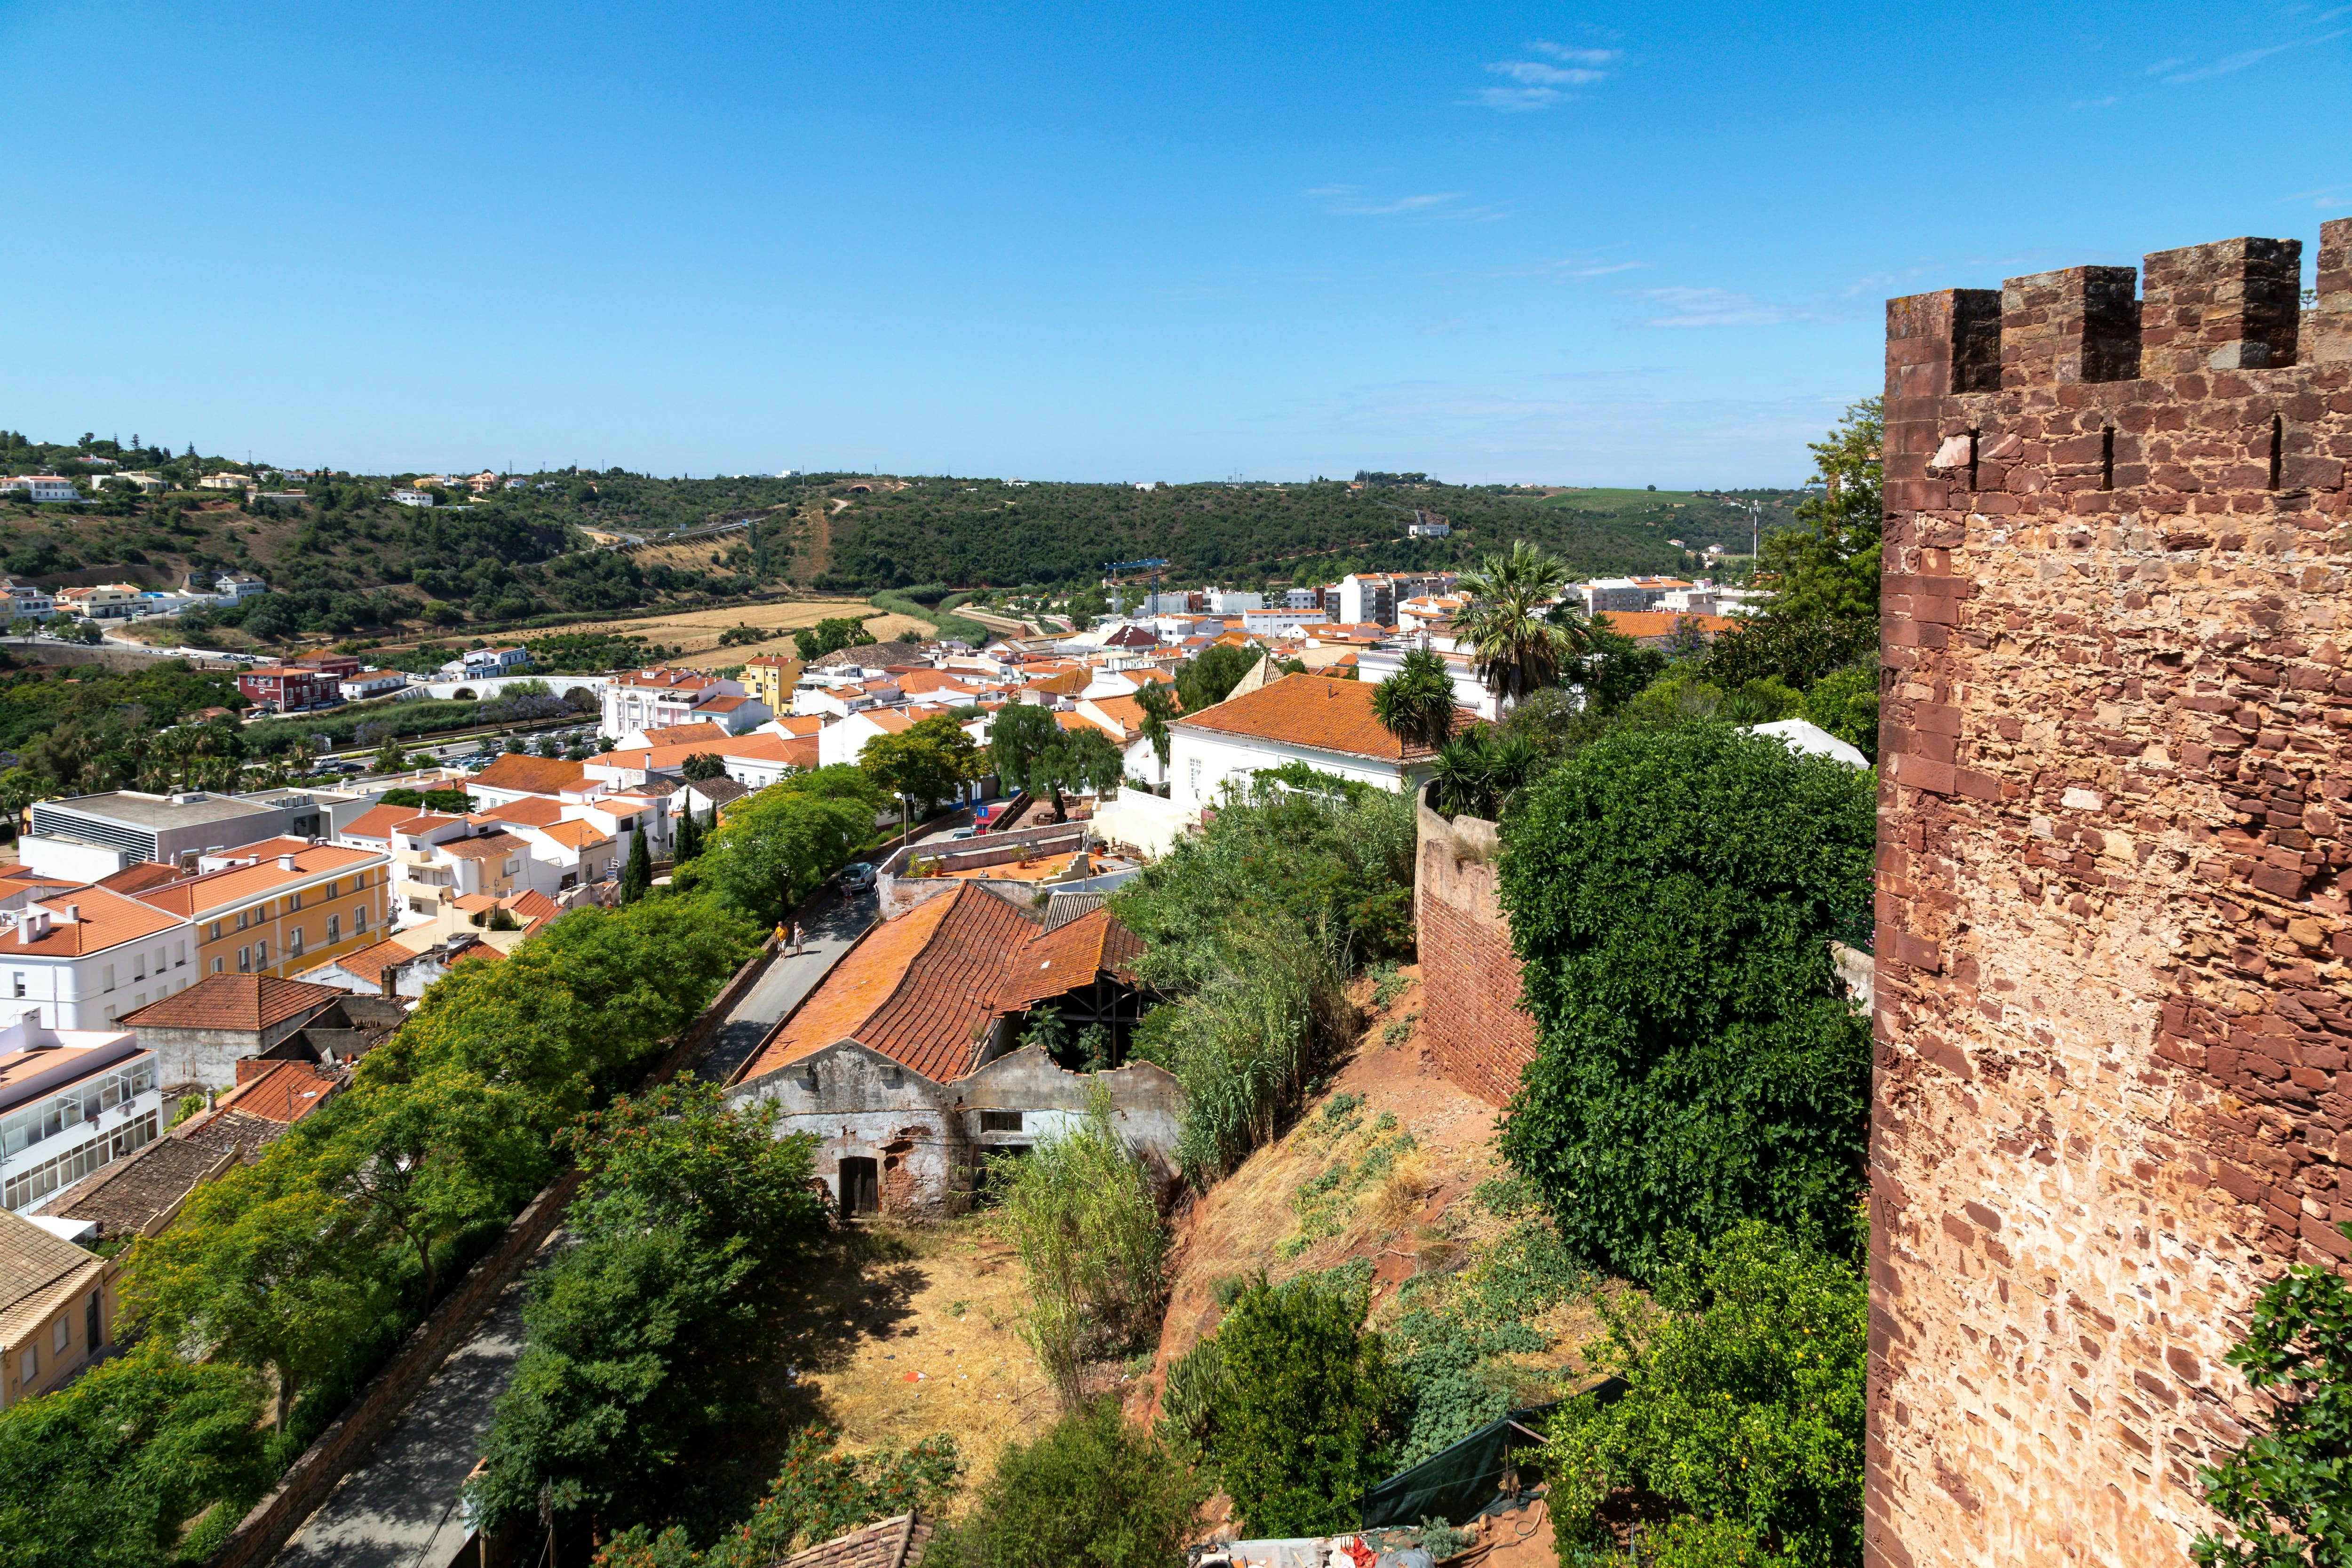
[4,1,2346,486]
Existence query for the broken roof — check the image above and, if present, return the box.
[212,1059,341,1124]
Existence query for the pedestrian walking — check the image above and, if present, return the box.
[772,921,789,949]
[790,922,806,956]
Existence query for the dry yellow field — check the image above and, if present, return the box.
[372,599,933,669]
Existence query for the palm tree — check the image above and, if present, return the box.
[1454,541,1574,704]
[1370,648,1456,750]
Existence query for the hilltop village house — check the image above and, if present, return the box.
[728,881,1178,1218]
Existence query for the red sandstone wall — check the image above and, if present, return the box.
[1871,224,2352,1566]
[1415,789,1540,1107]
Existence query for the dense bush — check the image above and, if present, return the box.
[1204,1273,1400,1537]
[1543,1222,1866,1568]
[1497,723,1875,1283]
[934,1402,1208,1568]
[679,764,888,926]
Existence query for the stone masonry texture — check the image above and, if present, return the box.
[1415,788,1540,1107]
[1871,222,2352,1566]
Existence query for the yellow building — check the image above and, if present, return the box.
[134,838,392,980]
[740,653,803,715]
[0,1207,116,1409]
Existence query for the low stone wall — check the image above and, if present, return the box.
[202,935,780,1568]
[1414,787,1540,1108]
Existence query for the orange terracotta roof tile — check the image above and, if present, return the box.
[467,753,589,794]
[213,1059,341,1124]
[474,797,565,828]
[992,907,1143,1013]
[96,861,189,896]
[641,722,730,746]
[339,804,419,841]
[1597,610,1739,640]
[1170,672,1430,762]
[131,843,381,920]
[4,885,187,957]
[743,884,1041,1085]
[117,973,345,1032]
[536,820,612,851]
[298,937,409,988]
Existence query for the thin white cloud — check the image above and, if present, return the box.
[1471,40,1620,110]
[2072,95,2118,108]
[1306,185,1465,216]
[2151,27,2344,83]
[2280,184,2352,210]
[1528,40,1621,65]
[1476,256,1645,280]
[1635,286,1813,328]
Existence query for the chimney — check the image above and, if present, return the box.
[278,854,297,872]
[379,963,396,999]
[61,904,77,923]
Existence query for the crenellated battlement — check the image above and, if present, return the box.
[1869,219,2352,1568]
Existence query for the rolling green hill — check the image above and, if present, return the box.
[1,432,1808,646]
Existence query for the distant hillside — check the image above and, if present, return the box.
[0,433,1807,644]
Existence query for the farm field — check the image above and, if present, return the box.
[366,598,932,670]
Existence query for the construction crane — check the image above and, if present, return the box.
[1104,557,1173,613]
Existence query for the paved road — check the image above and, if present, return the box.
[271,1233,555,1568]
[695,888,876,1084]
[265,894,874,1566]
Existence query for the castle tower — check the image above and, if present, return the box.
[1871,223,2352,1563]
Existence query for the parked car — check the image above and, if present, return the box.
[838,862,877,892]
[946,828,976,840]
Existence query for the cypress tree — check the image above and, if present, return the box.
[620,822,653,904]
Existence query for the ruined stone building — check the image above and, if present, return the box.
[1872,221,2352,1564]
[728,880,1180,1217]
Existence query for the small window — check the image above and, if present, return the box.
[288,891,301,911]
[980,1110,1024,1133]
[256,940,269,965]
[327,915,341,944]
[10,973,22,1000]
[211,957,224,975]
[354,906,368,931]
[237,947,251,974]
[19,1346,33,1383]
[102,964,114,992]
[51,1317,67,1354]
[175,940,186,968]
[287,929,304,957]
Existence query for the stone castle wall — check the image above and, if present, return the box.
[1870,223,2352,1566]
[1415,787,1540,1107]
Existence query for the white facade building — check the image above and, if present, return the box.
[0,478,81,504]
[0,1021,159,1213]
[1165,672,1440,814]
[390,489,435,508]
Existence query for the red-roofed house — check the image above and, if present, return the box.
[1167,672,1446,812]
[729,883,1177,1218]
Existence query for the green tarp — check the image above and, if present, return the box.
[1356,1379,1626,1530]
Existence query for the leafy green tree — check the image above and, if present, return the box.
[681,752,727,781]
[1208,1274,1400,1536]
[2193,1223,2352,1567]
[1497,723,1875,1282]
[861,712,982,840]
[120,1150,389,1431]
[1568,620,1669,715]
[1799,662,1879,761]
[469,1082,829,1537]
[620,821,654,903]
[1541,1221,1866,1568]
[1174,645,1263,713]
[1761,398,1882,624]
[935,1402,1209,1568]
[675,798,704,862]
[1454,541,1573,704]
[0,1345,275,1568]
[793,616,877,661]
[990,702,1121,824]
[1369,648,1456,751]
[688,773,880,927]
[596,1428,962,1568]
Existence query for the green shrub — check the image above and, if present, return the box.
[992,1084,1168,1405]
[2191,1219,2352,1568]
[1541,1221,1865,1568]
[934,1402,1208,1568]
[1206,1273,1399,1537]
[1496,722,1875,1282]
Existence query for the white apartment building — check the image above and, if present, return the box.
[1166,673,1440,814]
[0,891,192,1030]
[0,478,81,504]
[0,1019,158,1213]
[1241,609,1325,636]
[599,669,753,740]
